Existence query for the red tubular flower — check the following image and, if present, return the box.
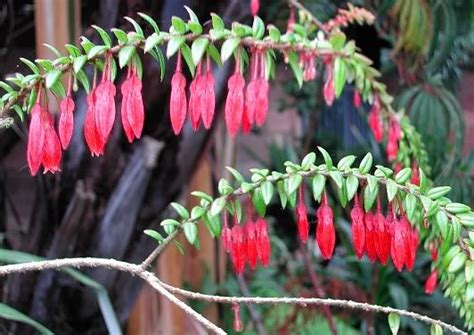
[225,63,245,136]
[364,211,377,262]
[188,66,202,131]
[58,96,75,150]
[323,63,335,106]
[120,69,144,142]
[41,110,62,173]
[350,194,365,259]
[296,187,309,243]
[253,52,269,126]
[386,117,401,161]
[221,215,232,253]
[27,103,45,176]
[391,216,406,272]
[374,200,391,265]
[244,68,257,133]
[245,221,258,270]
[255,218,271,267]
[411,162,420,185]
[201,57,215,129]
[231,224,247,274]
[84,89,105,156]
[232,303,244,332]
[95,58,117,144]
[368,96,383,142]
[170,53,187,135]
[250,0,259,16]
[403,217,419,271]
[393,162,403,175]
[424,269,438,295]
[316,192,336,260]
[353,91,361,108]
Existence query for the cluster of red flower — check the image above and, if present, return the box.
[425,246,438,294]
[351,195,420,272]
[296,189,336,260]
[225,51,269,137]
[221,215,271,274]
[27,56,144,175]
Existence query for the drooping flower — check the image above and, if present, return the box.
[255,78,269,127]
[353,90,361,108]
[245,221,258,270]
[301,53,316,82]
[368,96,383,142]
[411,162,420,185]
[323,62,335,106]
[350,194,365,259]
[391,215,406,272]
[255,218,271,267]
[316,192,336,260]
[231,224,247,274]
[94,57,117,144]
[84,89,105,156]
[170,52,187,135]
[250,0,259,16]
[120,68,144,142]
[225,61,245,136]
[41,110,62,173]
[201,56,215,129]
[386,117,401,161]
[374,199,391,265]
[402,216,419,271]
[232,303,243,332]
[58,95,75,150]
[296,187,309,243]
[221,215,232,253]
[364,211,377,262]
[424,269,438,295]
[27,103,45,176]
[244,53,258,133]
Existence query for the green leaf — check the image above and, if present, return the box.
[191,206,206,220]
[317,147,333,169]
[301,152,316,169]
[448,252,466,273]
[404,193,417,222]
[188,21,203,35]
[333,57,347,98]
[210,197,226,217]
[180,44,195,76]
[465,260,474,282]
[268,25,281,42]
[160,219,181,227]
[184,6,199,23]
[43,43,62,57]
[19,58,40,75]
[111,28,128,44]
[394,167,411,184]
[337,155,356,170]
[118,45,136,68]
[252,16,265,39]
[427,186,451,200]
[0,303,53,335]
[171,16,187,34]
[312,175,326,202]
[252,188,266,216]
[183,222,198,245]
[445,203,470,214]
[204,213,222,237]
[346,175,359,202]
[148,47,166,81]
[166,36,186,58]
[226,166,244,184]
[73,55,88,73]
[277,180,288,209]
[386,179,398,202]
[287,174,303,195]
[191,37,209,65]
[75,69,90,93]
[364,183,378,212]
[92,25,112,47]
[211,13,225,31]
[388,313,400,335]
[329,171,343,189]
[329,32,346,50]
[45,69,62,89]
[87,45,109,59]
[288,51,303,88]
[220,37,240,63]
[170,202,189,219]
[144,229,164,243]
[207,44,222,67]
[436,211,449,239]
[337,182,348,207]
[138,12,160,33]
[124,16,144,36]
[144,33,163,53]
[261,181,274,205]
[430,324,443,335]
[65,44,81,56]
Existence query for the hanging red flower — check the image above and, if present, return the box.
[350,194,365,259]
[364,211,377,262]
[231,224,247,274]
[225,59,245,136]
[84,88,105,156]
[120,68,144,142]
[41,110,62,173]
[368,96,383,142]
[94,57,117,144]
[316,192,335,260]
[255,218,271,267]
[245,220,258,269]
[27,102,45,176]
[424,269,438,295]
[170,52,187,135]
[296,187,309,243]
[58,95,75,150]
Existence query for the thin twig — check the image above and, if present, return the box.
[289,0,330,34]
[140,229,179,269]
[0,257,466,335]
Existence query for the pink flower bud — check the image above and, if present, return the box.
[27,103,45,176]
[169,57,187,135]
[296,187,309,243]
